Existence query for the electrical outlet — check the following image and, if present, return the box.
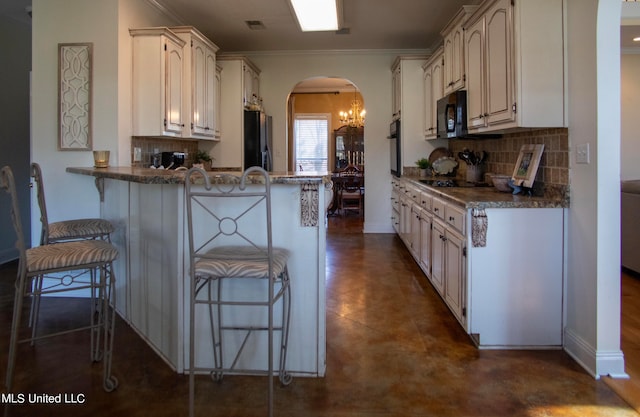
[576,143,590,164]
[134,147,142,162]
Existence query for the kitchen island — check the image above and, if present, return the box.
[68,167,332,377]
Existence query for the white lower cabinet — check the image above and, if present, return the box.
[392,177,564,348]
[432,195,467,328]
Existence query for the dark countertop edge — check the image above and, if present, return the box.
[67,167,331,185]
[402,177,569,209]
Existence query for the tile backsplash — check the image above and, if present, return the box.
[406,128,569,199]
[448,128,569,186]
[131,137,199,168]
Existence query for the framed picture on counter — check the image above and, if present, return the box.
[512,144,544,188]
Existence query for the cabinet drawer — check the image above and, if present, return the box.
[420,192,433,212]
[432,197,446,220]
[445,204,466,235]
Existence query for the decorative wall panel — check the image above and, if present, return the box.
[58,43,92,150]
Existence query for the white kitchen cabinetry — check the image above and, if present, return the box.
[131,28,186,137]
[131,26,220,140]
[243,62,261,108]
[464,0,565,133]
[214,57,261,169]
[391,180,401,234]
[391,64,402,121]
[441,6,478,95]
[172,27,220,141]
[391,56,428,175]
[422,48,443,139]
[214,65,222,139]
[393,177,564,348]
[431,196,467,327]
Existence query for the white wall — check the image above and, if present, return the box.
[245,51,442,233]
[32,0,118,245]
[31,0,178,245]
[562,0,625,378]
[621,53,640,180]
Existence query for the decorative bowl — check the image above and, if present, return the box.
[490,175,512,192]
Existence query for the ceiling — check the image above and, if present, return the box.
[2,0,639,91]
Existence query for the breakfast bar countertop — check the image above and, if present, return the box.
[400,176,569,210]
[66,166,332,185]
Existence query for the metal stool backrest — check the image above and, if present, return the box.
[31,162,53,245]
[185,166,274,276]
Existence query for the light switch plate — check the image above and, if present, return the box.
[576,143,590,164]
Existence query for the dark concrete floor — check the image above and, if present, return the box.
[0,219,638,416]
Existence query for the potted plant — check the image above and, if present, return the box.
[193,149,213,171]
[415,158,431,177]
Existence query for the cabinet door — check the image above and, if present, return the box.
[444,26,465,94]
[424,56,444,139]
[423,67,434,137]
[465,17,486,130]
[410,204,421,258]
[419,212,432,280]
[485,0,514,126]
[444,231,466,325]
[164,38,184,135]
[392,65,402,120]
[214,65,222,139]
[191,39,216,138]
[431,220,446,296]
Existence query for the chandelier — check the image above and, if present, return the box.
[339,88,366,127]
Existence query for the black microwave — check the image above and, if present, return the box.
[437,90,468,139]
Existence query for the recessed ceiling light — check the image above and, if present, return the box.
[289,0,339,32]
[634,36,640,42]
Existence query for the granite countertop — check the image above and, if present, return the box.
[401,176,569,209]
[67,166,332,185]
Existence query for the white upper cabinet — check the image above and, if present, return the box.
[214,57,261,169]
[423,48,444,139]
[242,62,261,109]
[391,64,402,121]
[131,28,186,137]
[172,27,220,141]
[441,6,478,95]
[464,0,566,132]
[131,26,220,140]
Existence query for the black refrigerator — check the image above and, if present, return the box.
[244,110,272,171]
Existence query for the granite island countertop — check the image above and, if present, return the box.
[401,176,569,209]
[67,166,332,185]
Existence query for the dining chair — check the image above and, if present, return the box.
[185,166,292,417]
[1,165,119,392]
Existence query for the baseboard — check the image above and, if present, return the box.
[564,327,628,379]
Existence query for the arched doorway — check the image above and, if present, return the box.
[287,77,366,232]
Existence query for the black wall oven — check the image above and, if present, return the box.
[389,120,401,176]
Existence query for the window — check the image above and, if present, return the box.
[294,114,329,172]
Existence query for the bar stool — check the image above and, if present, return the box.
[32,162,114,245]
[185,166,292,417]
[29,162,116,335]
[1,166,119,392]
